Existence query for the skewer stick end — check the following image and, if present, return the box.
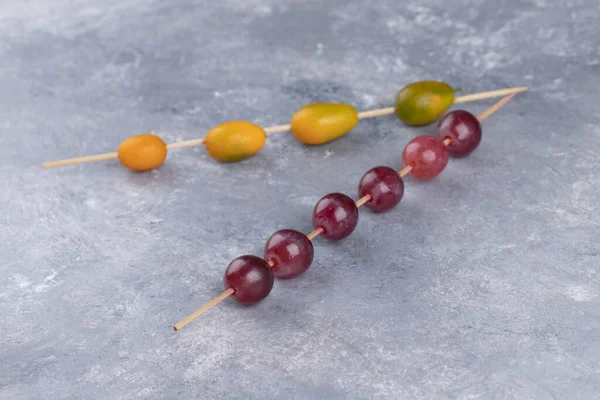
[477,92,518,122]
[454,86,528,104]
[173,288,234,332]
[41,152,119,169]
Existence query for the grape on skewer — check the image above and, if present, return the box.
[172,93,518,331]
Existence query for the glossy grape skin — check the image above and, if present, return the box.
[358,166,404,213]
[224,255,274,304]
[402,135,449,180]
[436,110,482,157]
[312,193,359,240]
[264,229,314,279]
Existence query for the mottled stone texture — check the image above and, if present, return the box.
[1,1,599,399]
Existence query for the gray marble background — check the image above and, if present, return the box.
[1,0,599,399]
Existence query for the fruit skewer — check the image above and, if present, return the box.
[42,83,527,171]
[172,92,518,331]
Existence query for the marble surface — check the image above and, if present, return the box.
[1,1,599,399]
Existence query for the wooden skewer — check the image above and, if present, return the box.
[173,288,234,331]
[355,194,371,207]
[173,92,520,331]
[42,86,527,169]
[42,152,119,168]
[356,86,526,119]
[264,124,292,135]
[399,165,413,177]
[166,138,206,149]
[477,92,517,122]
[306,227,324,240]
[454,87,522,104]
